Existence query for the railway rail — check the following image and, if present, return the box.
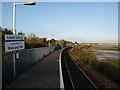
[61,48,98,89]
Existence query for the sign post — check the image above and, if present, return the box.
[11,1,35,78]
[5,35,25,78]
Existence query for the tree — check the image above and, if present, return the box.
[28,33,36,38]
[2,28,13,52]
[50,39,56,46]
[25,33,47,49]
[2,28,13,35]
[59,40,67,46]
[18,32,25,35]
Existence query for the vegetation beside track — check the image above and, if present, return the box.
[72,46,120,85]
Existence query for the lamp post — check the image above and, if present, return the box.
[13,2,36,78]
[13,2,36,35]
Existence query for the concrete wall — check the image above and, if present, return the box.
[2,47,54,88]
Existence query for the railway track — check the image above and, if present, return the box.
[61,48,98,89]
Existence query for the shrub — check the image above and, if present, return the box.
[72,46,120,85]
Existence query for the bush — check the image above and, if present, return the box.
[94,61,120,84]
[73,46,97,65]
[72,46,120,85]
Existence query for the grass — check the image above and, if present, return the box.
[72,46,120,85]
[102,59,120,68]
[97,47,120,51]
[94,60,120,84]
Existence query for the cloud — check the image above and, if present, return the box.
[96,8,103,12]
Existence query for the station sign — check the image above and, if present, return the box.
[5,35,25,52]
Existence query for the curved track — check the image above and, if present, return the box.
[61,48,98,89]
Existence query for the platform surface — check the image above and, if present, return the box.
[7,50,60,89]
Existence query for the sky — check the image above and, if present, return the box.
[2,2,118,43]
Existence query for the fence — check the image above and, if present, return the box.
[2,47,55,88]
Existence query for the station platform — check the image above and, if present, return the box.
[7,50,61,89]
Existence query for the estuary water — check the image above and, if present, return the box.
[92,49,120,60]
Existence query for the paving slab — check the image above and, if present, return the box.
[7,50,61,89]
